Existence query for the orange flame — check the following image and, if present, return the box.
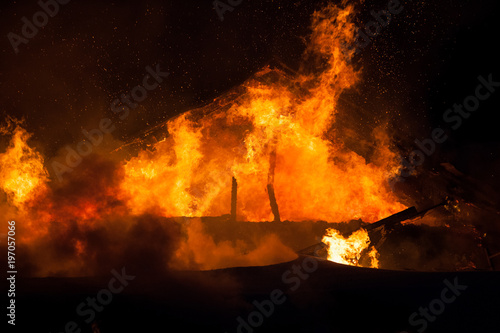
[119,3,405,222]
[0,122,48,210]
[0,3,406,275]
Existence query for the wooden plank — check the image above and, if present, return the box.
[365,206,419,231]
[231,177,237,222]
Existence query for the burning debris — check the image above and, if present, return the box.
[0,2,497,279]
[2,1,500,332]
[322,227,379,268]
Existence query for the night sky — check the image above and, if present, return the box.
[1,0,499,183]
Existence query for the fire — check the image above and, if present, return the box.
[0,3,406,276]
[119,114,206,217]
[0,121,48,210]
[322,228,379,268]
[119,3,406,222]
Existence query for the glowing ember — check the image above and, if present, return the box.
[322,228,379,268]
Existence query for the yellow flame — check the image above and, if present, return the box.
[0,124,48,209]
[322,228,379,268]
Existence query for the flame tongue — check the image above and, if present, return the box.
[0,123,48,210]
[119,3,405,222]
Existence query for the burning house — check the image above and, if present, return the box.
[1,1,499,332]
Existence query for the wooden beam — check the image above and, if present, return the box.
[231,177,237,222]
[267,141,280,222]
[365,206,418,231]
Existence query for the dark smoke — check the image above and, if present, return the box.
[19,153,182,277]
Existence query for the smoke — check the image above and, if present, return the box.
[10,153,180,277]
[170,218,297,270]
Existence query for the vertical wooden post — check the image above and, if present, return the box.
[267,184,280,222]
[231,177,237,222]
[267,142,281,222]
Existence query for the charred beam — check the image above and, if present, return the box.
[231,177,237,222]
[267,184,281,223]
[267,141,280,222]
[365,206,419,231]
[297,242,328,258]
[489,252,500,260]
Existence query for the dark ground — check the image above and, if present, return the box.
[14,257,500,333]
